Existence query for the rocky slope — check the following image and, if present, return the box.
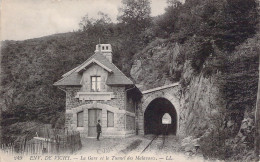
[130,32,259,159]
[131,39,225,135]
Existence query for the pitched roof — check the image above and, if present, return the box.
[53,52,134,86]
[76,58,112,73]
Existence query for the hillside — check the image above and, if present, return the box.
[129,20,259,162]
[0,30,131,142]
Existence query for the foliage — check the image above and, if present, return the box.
[200,130,233,160]
[167,0,182,7]
[152,1,181,38]
[199,34,260,160]
[79,12,112,31]
[117,0,152,33]
[0,4,150,141]
[79,12,114,39]
[128,1,259,160]
[155,0,258,51]
[0,31,122,143]
[200,109,256,161]
[1,120,44,144]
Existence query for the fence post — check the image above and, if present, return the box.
[8,129,82,155]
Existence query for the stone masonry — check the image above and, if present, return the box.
[65,85,136,138]
[137,83,183,136]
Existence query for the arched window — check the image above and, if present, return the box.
[107,111,114,127]
[77,111,84,127]
[162,113,172,124]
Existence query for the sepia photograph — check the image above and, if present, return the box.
[0,0,260,161]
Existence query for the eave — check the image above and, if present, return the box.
[76,58,112,73]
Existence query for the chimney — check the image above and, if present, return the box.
[95,44,112,63]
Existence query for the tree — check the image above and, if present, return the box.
[154,0,182,38]
[79,14,95,31]
[167,0,181,8]
[117,0,152,33]
[198,0,258,52]
[255,2,260,160]
[95,12,112,25]
[78,12,113,40]
[79,12,112,31]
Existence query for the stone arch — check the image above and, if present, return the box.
[141,93,180,135]
[73,102,121,114]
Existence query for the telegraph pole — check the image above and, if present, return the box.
[255,1,260,161]
[256,52,260,161]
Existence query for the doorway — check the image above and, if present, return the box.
[88,109,102,137]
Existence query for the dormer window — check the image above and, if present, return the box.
[91,76,101,92]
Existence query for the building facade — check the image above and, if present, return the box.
[54,44,142,138]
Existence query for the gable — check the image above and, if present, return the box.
[76,58,112,73]
[54,52,133,86]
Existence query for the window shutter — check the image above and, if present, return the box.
[107,111,114,127]
[77,111,84,127]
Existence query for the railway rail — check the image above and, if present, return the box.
[141,125,169,154]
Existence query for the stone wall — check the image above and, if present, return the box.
[66,87,81,110]
[126,94,135,113]
[65,102,136,137]
[65,86,126,110]
[126,115,135,130]
[64,85,137,137]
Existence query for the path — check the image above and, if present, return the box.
[74,135,207,161]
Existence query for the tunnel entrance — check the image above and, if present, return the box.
[144,98,177,135]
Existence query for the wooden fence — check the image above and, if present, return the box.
[1,143,15,155]
[1,129,82,155]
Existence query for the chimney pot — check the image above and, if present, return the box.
[95,44,112,62]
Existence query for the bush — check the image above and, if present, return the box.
[200,130,233,160]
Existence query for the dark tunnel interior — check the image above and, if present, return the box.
[144,98,177,135]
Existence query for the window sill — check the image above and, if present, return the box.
[76,127,84,130]
[75,92,116,101]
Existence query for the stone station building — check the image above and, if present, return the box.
[54,44,181,138]
[54,44,142,138]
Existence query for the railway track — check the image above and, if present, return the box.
[141,135,158,154]
[140,135,168,154]
[141,126,169,154]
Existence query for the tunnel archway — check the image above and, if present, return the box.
[144,98,177,135]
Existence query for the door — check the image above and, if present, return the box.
[88,109,102,137]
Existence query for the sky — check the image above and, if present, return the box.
[0,0,169,41]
